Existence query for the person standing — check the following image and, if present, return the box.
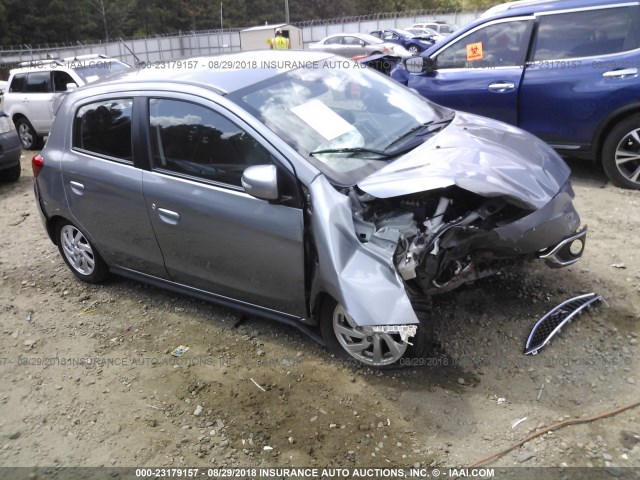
[269,28,291,49]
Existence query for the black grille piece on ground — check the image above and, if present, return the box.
[524,293,603,355]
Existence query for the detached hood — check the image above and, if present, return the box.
[357,112,570,210]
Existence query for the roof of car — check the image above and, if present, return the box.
[482,0,635,18]
[85,50,335,95]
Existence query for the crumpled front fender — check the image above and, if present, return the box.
[309,175,418,327]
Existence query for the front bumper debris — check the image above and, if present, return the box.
[537,227,587,268]
[525,292,602,355]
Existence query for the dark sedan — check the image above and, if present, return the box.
[0,111,21,182]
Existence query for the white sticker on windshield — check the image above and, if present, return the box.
[85,75,100,83]
[290,99,355,141]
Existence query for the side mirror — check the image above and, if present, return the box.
[66,82,78,91]
[241,164,279,201]
[404,56,436,74]
[359,40,366,47]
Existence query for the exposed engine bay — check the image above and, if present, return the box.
[349,185,570,295]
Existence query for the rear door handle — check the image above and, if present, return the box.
[69,181,84,195]
[152,203,181,225]
[488,82,515,92]
[603,68,637,79]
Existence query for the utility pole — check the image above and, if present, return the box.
[285,0,289,23]
[220,2,223,30]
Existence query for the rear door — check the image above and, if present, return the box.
[140,95,307,317]
[406,17,534,125]
[519,4,640,150]
[62,96,168,278]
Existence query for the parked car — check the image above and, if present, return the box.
[0,80,7,109]
[0,111,22,182]
[395,0,640,189]
[412,21,458,36]
[369,29,434,54]
[33,51,585,367]
[308,33,411,59]
[3,54,130,150]
[405,28,445,43]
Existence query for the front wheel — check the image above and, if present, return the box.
[15,118,44,150]
[408,45,420,55]
[56,220,108,283]
[602,114,640,189]
[320,298,434,368]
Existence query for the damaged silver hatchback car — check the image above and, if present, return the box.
[34,51,586,367]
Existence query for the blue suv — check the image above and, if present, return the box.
[392,0,640,189]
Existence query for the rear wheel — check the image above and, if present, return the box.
[320,297,434,368]
[56,220,108,283]
[15,117,43,150]
[408,45,420,55]
[0,164,20,182]
[602,114,640,190]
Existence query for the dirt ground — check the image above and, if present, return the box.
[0,150,639,475]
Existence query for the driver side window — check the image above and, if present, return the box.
[436,20,532,69]
[149,99,272,187]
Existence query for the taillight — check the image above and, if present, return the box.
[32,154,44,177]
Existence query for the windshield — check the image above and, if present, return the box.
[359,34,384,45]
[72,61,130,83]
[229,61,449,185]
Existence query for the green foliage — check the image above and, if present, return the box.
[0,0,474,47]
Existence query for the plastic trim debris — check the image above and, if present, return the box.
[524,292,602,355]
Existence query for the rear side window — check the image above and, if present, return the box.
[9,74,27,93]
[533,6,640,60]
[148,98,272,187]
[436,20,532,69]
[73,99,133,161]
[25,72,51,93]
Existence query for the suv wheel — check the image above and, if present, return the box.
[0,164,21,183]
[602,114,640,190]
[320,298,434,368]
[56,220,108,283]
[15,118,43,150]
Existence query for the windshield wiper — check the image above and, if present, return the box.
[384,115,455,151]
[309,147,392,159]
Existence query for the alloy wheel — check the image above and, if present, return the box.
[60,225,96,275]
[614,128,640,185]
[332,304,407,366]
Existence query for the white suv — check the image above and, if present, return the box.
[3,55,129,149]
[412,22,458,36]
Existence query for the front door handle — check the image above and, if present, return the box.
[69,181,84,195]
[603,68,637,79]
[488,82,515,92]
[152,203,181,225]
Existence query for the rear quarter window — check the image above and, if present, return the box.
[533,6,640,60]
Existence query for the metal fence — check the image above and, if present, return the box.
[0,8,481,66]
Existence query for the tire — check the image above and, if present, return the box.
[0,164,20,183]
[56,220,108,283]
[15,117,44,150]
[408,45,420,55]
[602,114,640,190]
[320,297,434,368]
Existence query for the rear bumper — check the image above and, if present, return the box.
[0,131,21,170]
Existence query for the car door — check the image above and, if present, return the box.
[24,72,55,132]
[140,95,307,317]
[342,36,367,57]
[406,17,534,125]
[62,96,168,278]
[518,4,640,149]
